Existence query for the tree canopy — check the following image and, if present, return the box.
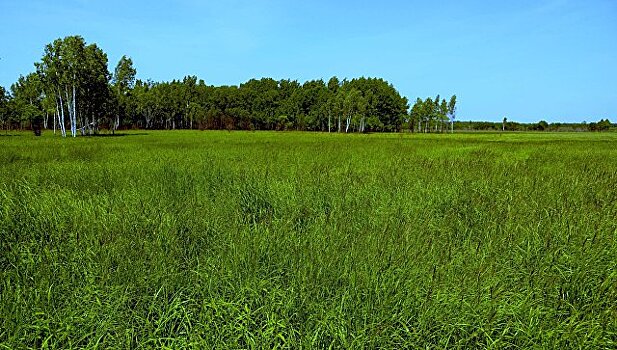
[0,35,612,135]
[0,36,414,135]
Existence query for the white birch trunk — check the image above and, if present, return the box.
[72,85,77,137]
[58,93,67,137]
[68,89,74,137]
[338,115,341,133]
[65,89,74,137]
[65,89,71,136]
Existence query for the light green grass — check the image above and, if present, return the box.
[1,130,616,348]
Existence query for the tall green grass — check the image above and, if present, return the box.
[1,131,616,348]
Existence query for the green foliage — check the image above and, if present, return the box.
[410,95,455,133]
[9,35,411,134]
[0,86,12,129]
[7,74,45,129]
[1,131,616,348]
[454,119,614,132]
[35,35,111,136]
[113,55,136,93]
[7,35,614,135]
[589,119,612,132]
[122,76,408,132]
[537,120,549,131]
[111,55,137,132]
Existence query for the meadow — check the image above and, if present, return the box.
[1,130,616,348]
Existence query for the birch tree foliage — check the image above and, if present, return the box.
[112,55,137,132]
[13,35,417,134]
[113,56,137,93]
[10,73,44,126]
[409,98,423,132]
[408,95,457,133]
[439,98,449,131]
[35,35,111,136]
[344,77,408,132]
[448,95,457,133]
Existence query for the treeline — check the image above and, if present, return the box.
[0,35,417,135]
[454,119,613,132]
[126,75,410,132]
[0,35,612,136]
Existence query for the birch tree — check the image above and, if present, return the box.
[439,98,448,133]
[448,95,457,133]
[10,73,44,130]
[36,36,111,137]
[409,98,422,133]
[112,56,136,133]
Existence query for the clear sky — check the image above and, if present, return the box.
[1,0,615,122]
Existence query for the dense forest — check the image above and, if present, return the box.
[0,36,413,135]
[0,35,612,135]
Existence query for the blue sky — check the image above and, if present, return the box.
[1,0,615,122]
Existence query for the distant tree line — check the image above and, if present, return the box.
[0,35,612,136]
[453,119,613,132]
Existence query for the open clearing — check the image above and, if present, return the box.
[1,131,616,348]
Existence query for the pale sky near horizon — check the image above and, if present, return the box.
[1,0,615,122]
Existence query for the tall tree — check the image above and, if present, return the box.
[409,98,422,132]
[423,97,434,133]
[36,35,111,137]
[433,95,441,132]
[0,86,10,132]
[439,98,448,133]
[10,73,44,130]
[448,95,457,133]
[112,55,136,133]
[326,77,340,132]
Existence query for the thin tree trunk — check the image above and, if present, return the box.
[338,115,341,133]
[72,84,77,137]
[58,93,67,137]
[65,88,74,137]
[90,111,95,135]
[65,88,71,136]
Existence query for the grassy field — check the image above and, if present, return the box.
[1,130,616,348]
